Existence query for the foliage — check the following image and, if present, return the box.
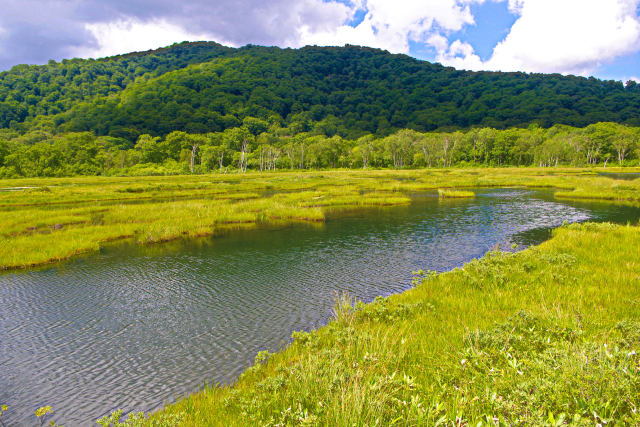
[97,409,184,426]
[0,404,7,427]
[1,123,640,178]
[34,405,60,426]
[0,42,231,128]
[456,311,640,424]
[3,43,640,178]
[42,45,640,138]
[437,189,475,198]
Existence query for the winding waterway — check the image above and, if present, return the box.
[1,188,639,425]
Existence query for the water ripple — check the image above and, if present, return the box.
[1,189,639,425]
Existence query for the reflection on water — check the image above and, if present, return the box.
[1,188,639,425]
[597,172,640,180]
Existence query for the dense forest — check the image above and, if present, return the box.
[39,46,640,137]
[0,42,231,128]
[2,42,640,177]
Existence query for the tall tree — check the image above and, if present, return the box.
[223,127,253,172]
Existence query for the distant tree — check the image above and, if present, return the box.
[136,134,164,163]
[243,117,269,136]
[223,127,253,172]
[356,134,375,169]
[440,131,463,168]
[416,133,440,167]
[612,126,638,165]
[584,122,618,165]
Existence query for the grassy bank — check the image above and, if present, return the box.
[149,221,640,426]
[1,167,639,270]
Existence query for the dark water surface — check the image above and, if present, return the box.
[1,189,639,425]
[597,171,640,180]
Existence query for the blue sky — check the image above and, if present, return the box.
[332,0,640,82]
[1,0,639,82]
[418,1,639,82]
[445,1,517,61]
[342,1,518,62]
[598,52,640,82]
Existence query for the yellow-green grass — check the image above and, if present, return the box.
[1,167,640,271]
[150,222,640,426]
[438,188,476,198]
[3,167,640,425]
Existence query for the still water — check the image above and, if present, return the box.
[1,188,639,425]
[597,171,640,180]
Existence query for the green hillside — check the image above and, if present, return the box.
[4,43,640,139]
[0,41,231,128]
[2,43,640,178]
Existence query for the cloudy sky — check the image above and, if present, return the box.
[1,0,639,81]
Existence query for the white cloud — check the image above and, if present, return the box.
[485,0,640,75]
[426,33,449,52]
[505,0,525,13]
[79,19,216,59]
[4,0,639,78]
[433,0,640,75]
[435,39,484,70]
[78,1,491,67]
[74,0,356,60]
[299,0,483,54]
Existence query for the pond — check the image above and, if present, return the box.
[1,188,639,425]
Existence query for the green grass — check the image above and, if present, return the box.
[150,222,640,426]
[3,167,640,425]
[438,189,476,198]
[1,167,640,271]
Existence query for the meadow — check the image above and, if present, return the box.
[1,167,640,271]
[2,167,640,425]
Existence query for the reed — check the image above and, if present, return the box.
[3,167,640,425]
[1,167,640,270]
[151,222,640,426]
[437,188,476,198]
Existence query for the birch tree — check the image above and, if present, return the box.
[223,127,253,173]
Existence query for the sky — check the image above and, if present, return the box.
[1,0,639,82]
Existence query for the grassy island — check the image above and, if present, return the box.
[438,189,476,198]
[2,167,639,271]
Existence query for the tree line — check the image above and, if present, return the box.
[1,120,638,178]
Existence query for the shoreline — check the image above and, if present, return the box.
[150,219,640,425]
[2,167,640,272]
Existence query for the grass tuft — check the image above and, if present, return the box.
[438,188,476,198]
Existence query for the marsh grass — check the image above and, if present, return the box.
[438,189,476,198]
[1,167,640,270]
[5,167,640,424]
[151,222,640,425]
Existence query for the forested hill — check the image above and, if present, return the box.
[4,42,640,139]
[0,41,231,128]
